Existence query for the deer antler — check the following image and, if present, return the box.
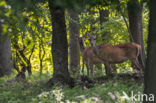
[93,34,97,39]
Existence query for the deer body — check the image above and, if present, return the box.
[76,36,103,77]
[88,34,142,72]
[97,43,139,63]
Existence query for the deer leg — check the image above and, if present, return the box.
[131,58,143,77]
[131,58,141,71]
[96,64,102,71]
[111,64,117,73]
[109,64,112,74]
[82,59,84,75]
[90,64,94,78]
[104,62,111,76]
[86,62,90,76]
[135,58,142,70]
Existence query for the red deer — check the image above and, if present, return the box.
[87,34,142,74]
[76,34,109,77]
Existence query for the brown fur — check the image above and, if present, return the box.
[82,46,103,77]
[76,36,103,77]
[88,34,142,74]
[94,42,142,71]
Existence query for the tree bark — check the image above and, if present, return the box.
[99,9,117,73]
[99,9,109,24]
[68,10,80,77]
[144,0,156,102]
[99,9,109,40]
[47,0,74,87]
[0,23,13,77]
[128,1,146,70]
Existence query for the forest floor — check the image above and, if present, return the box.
[0,72,143,103]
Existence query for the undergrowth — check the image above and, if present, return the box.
[0,72,143,103]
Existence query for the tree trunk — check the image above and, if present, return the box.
[47,0,74,87]
[128,1,146,70]
[99,9,109,40]
[0,23,13,77]
[99,9,109,24]
[144,0,156,102]
[68,10,80,77]
[99,9,116,74]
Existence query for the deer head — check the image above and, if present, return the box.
[75,33,88,53]
[87,33,99,55]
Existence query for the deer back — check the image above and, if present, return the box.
[96,43,141,63]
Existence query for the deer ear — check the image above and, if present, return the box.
[87,33,91,38]
[93,34,97,39]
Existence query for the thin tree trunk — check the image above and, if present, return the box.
[99,9,117,73]
[89,9,96,31]
[68,10,80,77]
[89,9,104,73]
[99,9,109,40]
[138,2,146,70]
[99,9,109,24]
[0,23,13,77]
[47,0,74,87]
[144,0,156,102]
[39,41,45,76]
[128,1,146,70]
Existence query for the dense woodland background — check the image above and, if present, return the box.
[0,0,156,103]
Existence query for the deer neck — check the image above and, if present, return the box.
[91,43,100,56]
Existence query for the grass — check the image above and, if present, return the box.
[0,72,143,103]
